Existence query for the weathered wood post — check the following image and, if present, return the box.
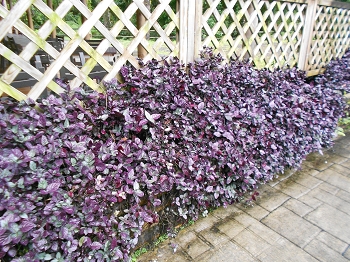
[137,0,149,59]
[47,0,56,38]
[298,0,318,71]
[179,0,202,64]
[81,0,91,40]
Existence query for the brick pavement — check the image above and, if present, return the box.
[139,135,350,262]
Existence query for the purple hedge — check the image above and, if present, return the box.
[0,48,348,261]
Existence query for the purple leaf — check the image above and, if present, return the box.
[90,241,103,250]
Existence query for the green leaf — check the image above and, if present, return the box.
[71,158,77,166]
[29,161,37,171]
[79,236,85,247]
[38,178,48,189]
[64,118,70,128]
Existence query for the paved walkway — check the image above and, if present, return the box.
[139,135,350,262]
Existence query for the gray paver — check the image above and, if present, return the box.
[195,241,257,262]
[192,214,219,233]
[261,207,321,248]
[316,169,350,193]
[233,229,271,257]
[315,231,348,254]
[308,188,350,216]
[273,179,310,198]
[199,227,230,247]
[215,217,246,238]
[318,181,340,195]
[238,204,270,220]
[298,194,323,209]
[336,189,350,203]
[305,204,350,243]
[257,238,319,262]
[288,171,322,189]
[344,246,350,260]
[256,186,290,212]
[184,238,211,259]
[282,198,313,217]
[247,222,282,245]
[304,239,349,262]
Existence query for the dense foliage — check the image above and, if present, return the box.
[0,49,348,261]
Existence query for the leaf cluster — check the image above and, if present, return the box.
[0,48,348,261]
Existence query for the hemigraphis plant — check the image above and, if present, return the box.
[0,48,348,261]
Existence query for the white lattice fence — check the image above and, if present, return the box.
[0,0,179,101]
[0,0,349,102]
[306,2,350,74]
[202,0,307,69]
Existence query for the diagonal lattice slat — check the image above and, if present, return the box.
[0,0,179,101]
[307,5,350,72]
[201,0,306,69]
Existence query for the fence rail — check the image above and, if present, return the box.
[0,0,349,101]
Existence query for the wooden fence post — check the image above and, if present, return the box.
[179,0,202,64]
[297,0,318,71]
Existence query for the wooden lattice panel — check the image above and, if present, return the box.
[0,0,179,101]
[201,0,306,69]
[307,4,350,72]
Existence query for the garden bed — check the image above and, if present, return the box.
[0,48,349,261]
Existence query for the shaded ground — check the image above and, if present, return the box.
[138,134,350,261]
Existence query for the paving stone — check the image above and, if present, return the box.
[175,229,197,248]
[305,204,350,243]
[273,179,310,199]
[215,217,246,239]
[324,153,349,164]
[256,186,290,212]
[344,246,350,260]
[234,211,261,228]
[340,159,350,170]
[336,189,350,203]
[192,214,219,233]
[248,222,282,245]
[329,163,350,176]
[315,169,350,193]
[304,153,334,171]
[304,239,349,262]
[298,194,323,209]
[262,207,321,248]
[330,144,350,158]
[138,240,190,262]
[282,198,313,217]
[288,171,322,189]
[211,204,241,219]
[195,241,257,262]
[308,188,350,216]
[233,229,271,257]
[183,237,211,259]
[257,237,318,262]
[315,231,348,254]
[318,182,340,195]
[238,204,270,221]
[199,226,230,247]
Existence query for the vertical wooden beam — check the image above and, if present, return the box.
[194,0,202,59]
[179,0,188,63]
[179,0,202,64]
[137,0,148,59]
[47,0,56,38]
[81,0,91,39]
[298,0,318,71]
[27,6,34,30]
